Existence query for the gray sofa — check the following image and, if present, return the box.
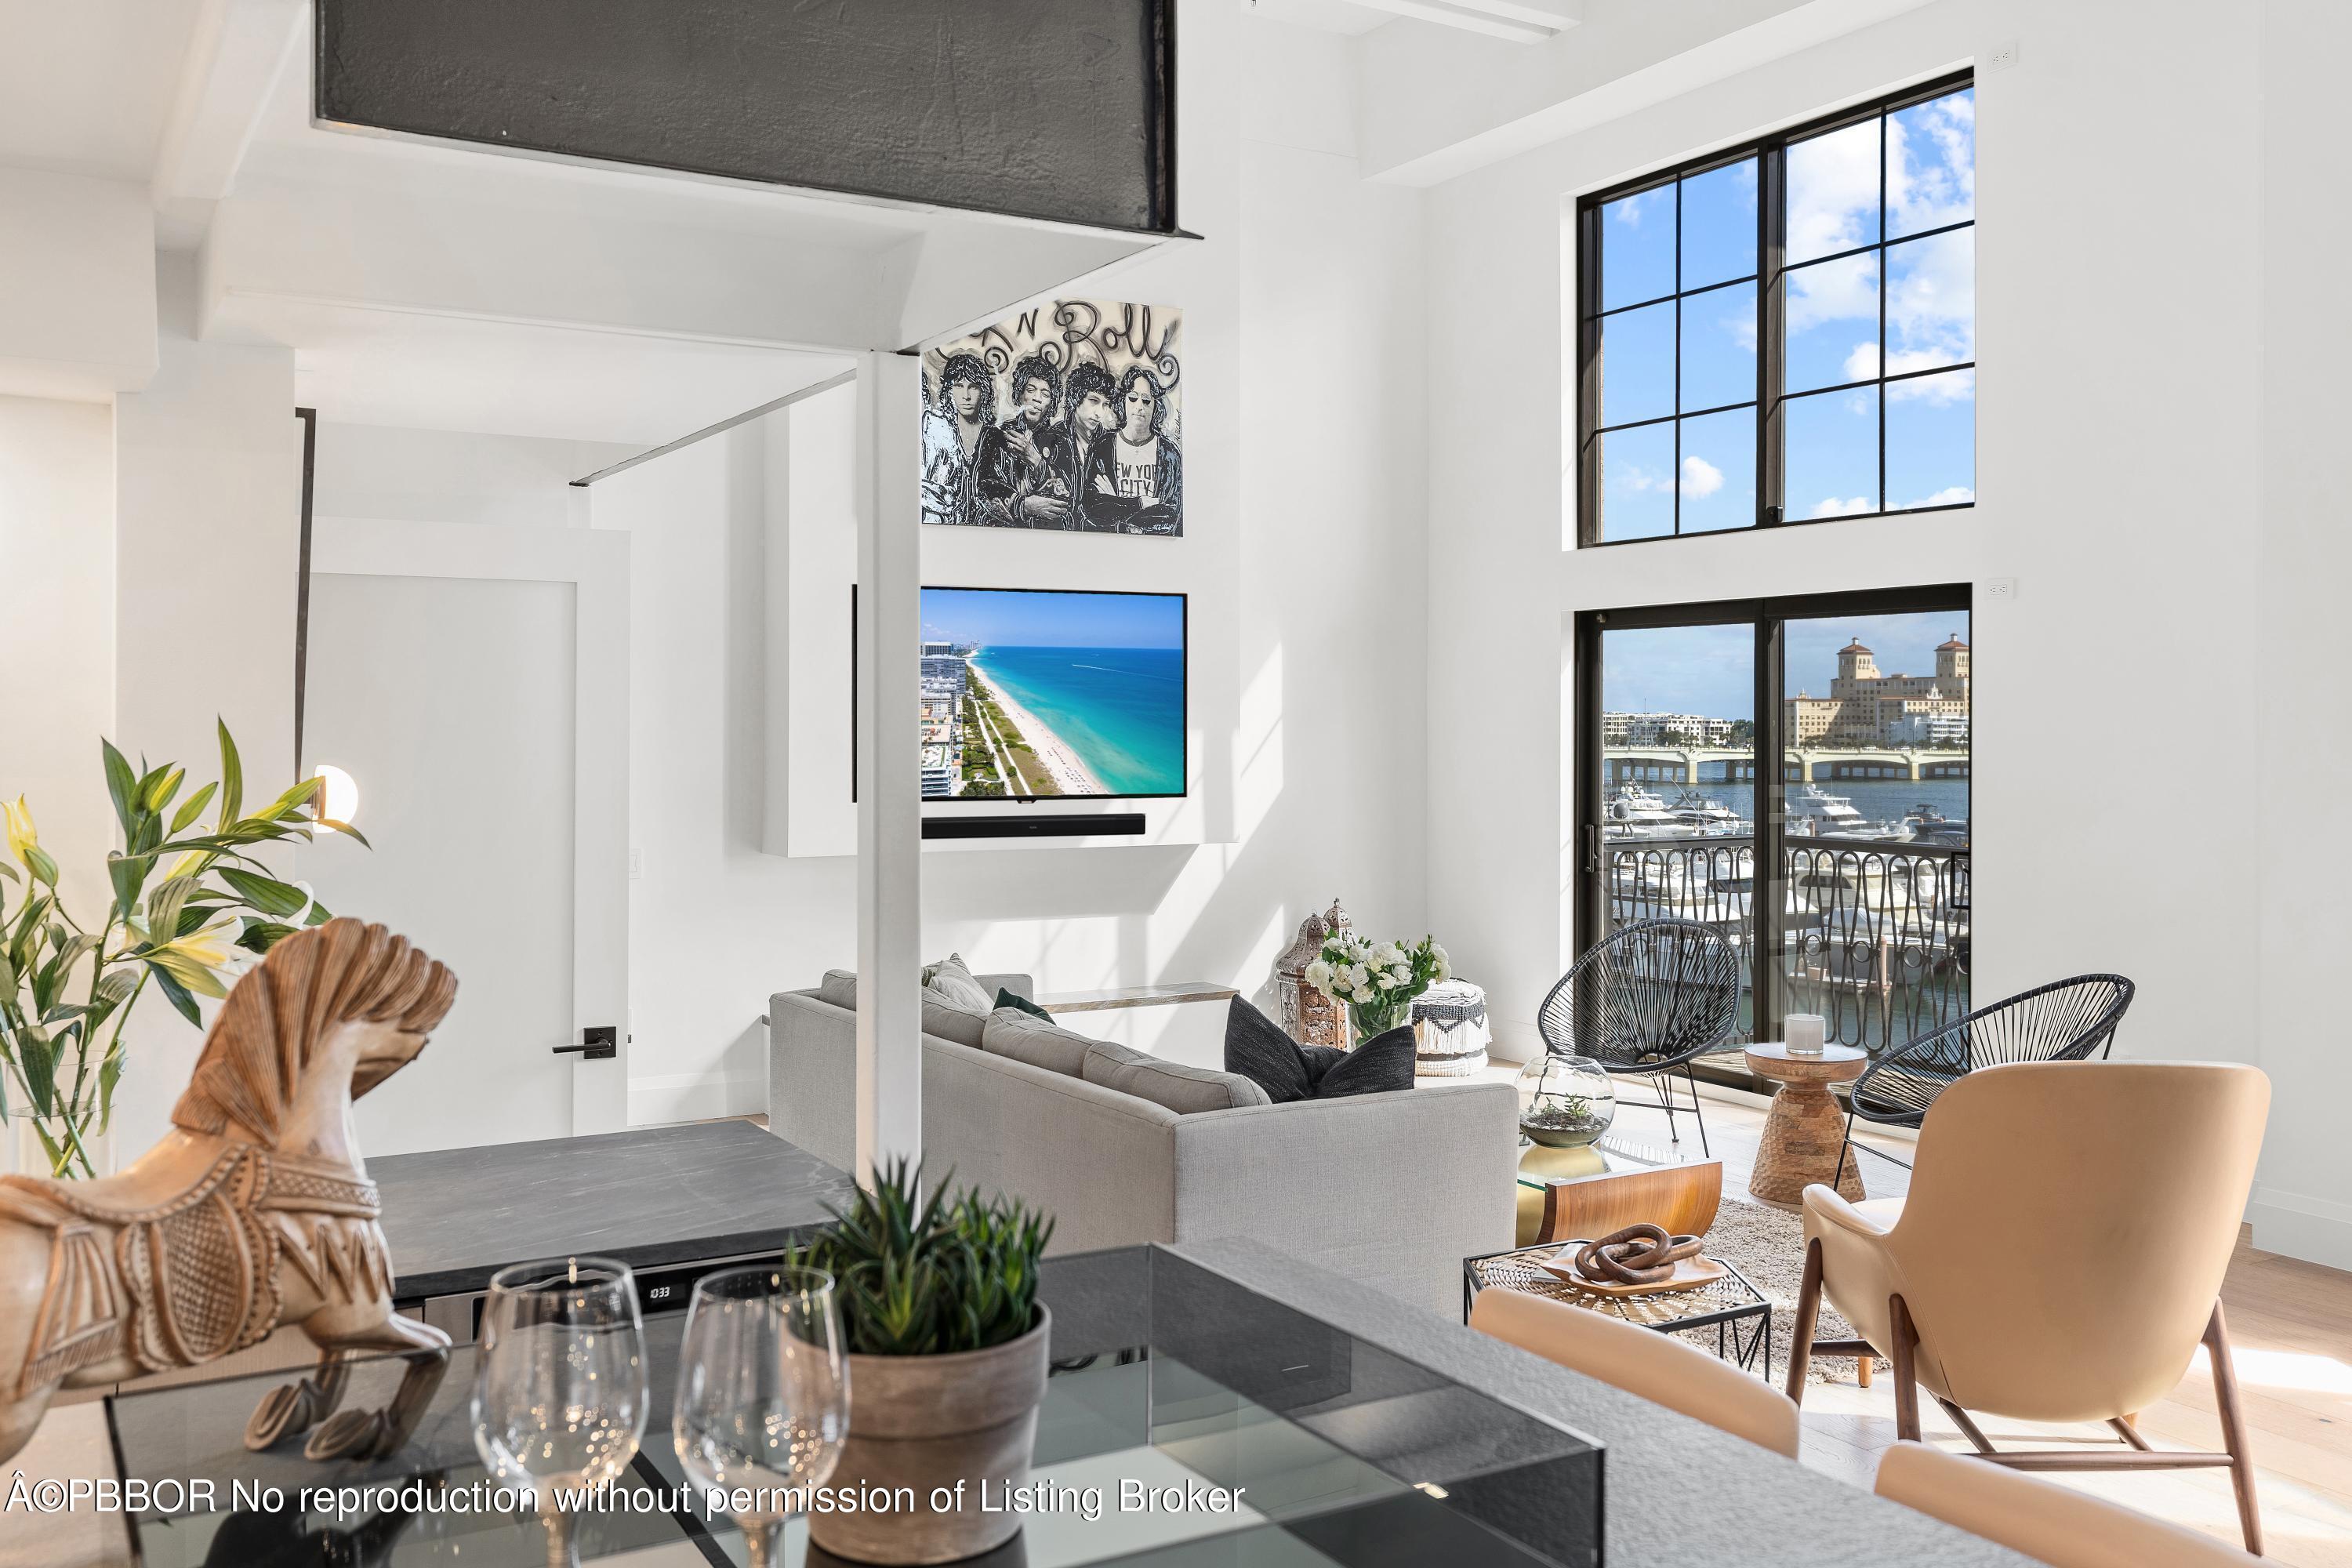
[768,972,1519,1316]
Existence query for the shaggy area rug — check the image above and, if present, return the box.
[1699,1194,1886,1383]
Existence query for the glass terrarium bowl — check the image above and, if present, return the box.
[1515,1053,1617,1147]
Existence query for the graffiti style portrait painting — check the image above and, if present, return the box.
[920,300,1182,537]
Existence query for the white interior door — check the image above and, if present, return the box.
[296,519,629,1155]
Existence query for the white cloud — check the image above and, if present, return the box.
[1886,229,1973,368]
[1886,365,1974,404]
[1888,93,1975,236]
[1842,343,1880,382]
[1899,486,1974,508]
[1618,458,1726,499]
[1679,456,1724,498]
[1809,495,1875,518]
[1787,119,1879,263]
[1608,186,1670,229]
[1787,252,1878,333]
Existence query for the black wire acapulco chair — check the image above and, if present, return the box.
[1831,973,2136,1189]
[1535,918,1744,1156]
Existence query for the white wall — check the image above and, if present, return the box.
[1421,0,2347,1261]
[0,167,155,401]
[2251,0,2352,1268]
[108,256,303,1152]
[596,424,861,1123]
[0,395,115,924]
[916,11,1432,1018]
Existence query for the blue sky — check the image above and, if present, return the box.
[1594,88,1975,537]
[921,588,1183,649]
[1602,611,1970,721]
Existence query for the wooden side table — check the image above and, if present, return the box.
[1743,1042,1868,1204]
[1516,1138,1723,1247]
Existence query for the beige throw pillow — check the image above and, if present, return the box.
[921,953,994,1012]
[813,969,987,1049]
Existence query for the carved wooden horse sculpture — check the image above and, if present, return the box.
[0,918,457,1467]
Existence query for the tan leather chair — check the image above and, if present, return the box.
[1786,1061,2270,1553]
[1876,1440,2262,1566]
[1472,1285,1801,1456]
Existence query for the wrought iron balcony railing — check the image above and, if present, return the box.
[1606,835,1970,1057]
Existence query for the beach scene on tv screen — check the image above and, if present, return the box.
[918,588,1185,800]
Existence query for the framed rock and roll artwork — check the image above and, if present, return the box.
[920,299,1182,537]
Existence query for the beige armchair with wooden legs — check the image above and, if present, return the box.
[1876,1440,2263,1566]
[1785,1061,2270,1554]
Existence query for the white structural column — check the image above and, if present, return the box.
[852,351,924,1178]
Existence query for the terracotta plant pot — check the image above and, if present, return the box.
[807,1305,1052,1566]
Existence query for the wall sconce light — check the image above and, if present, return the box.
[310,763,360,833]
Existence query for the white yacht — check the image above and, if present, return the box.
[1602,782,1686,837]
[1665,788,1745,834]
[1786,784,1908,840]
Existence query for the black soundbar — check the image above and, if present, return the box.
[922,813,1148,840]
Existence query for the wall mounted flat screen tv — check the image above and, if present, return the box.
[917,587,1185,801]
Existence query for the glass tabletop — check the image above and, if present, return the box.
[1514,1131,1708,1190]
[111,1247,1600,1568]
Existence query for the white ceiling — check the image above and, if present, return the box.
[222,296,853,445]
[0,0,204,180]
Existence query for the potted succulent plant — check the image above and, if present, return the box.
[791,1160,1054,1566]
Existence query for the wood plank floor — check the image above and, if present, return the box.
[1596,1093,2352,1566]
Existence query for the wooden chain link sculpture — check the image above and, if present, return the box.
[1572,1222,1704,1287]
[0,919,457,1467]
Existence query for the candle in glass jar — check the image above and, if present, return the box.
[1785,1014,1826,1056]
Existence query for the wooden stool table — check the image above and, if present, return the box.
[1743,1042,1868,1204]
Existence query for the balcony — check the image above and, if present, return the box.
[1606,835,1971,1062]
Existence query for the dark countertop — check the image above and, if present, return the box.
[372,1120,854,1301]
[1171,1236,2037,1568]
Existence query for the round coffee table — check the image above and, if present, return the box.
[1743,1042,1868,1204]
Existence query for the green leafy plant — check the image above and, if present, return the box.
[789,1159,1054,1356]
[0,721,365,1178]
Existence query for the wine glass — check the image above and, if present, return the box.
[471,1256,650,1568]
[673,1265,850,1568]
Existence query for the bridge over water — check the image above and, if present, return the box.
[1606,746,1971,784]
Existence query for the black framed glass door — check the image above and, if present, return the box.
[1573,586,1971,1083]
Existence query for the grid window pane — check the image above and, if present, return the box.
[1576,74,1972,543]
[1596,423,1677,540]
[1677,408,1756,534]
[1599,185,1676,310]
[1599,300,1675,427]
[1886,229,1974,375]
[1679,158,1758,291]
[1679,284,1755,412]
[1784,253,1879,394]
[1888,89,1975,237]
[1885,370,1975,510]
[1784,387,1878,520]
[1786,118,1880,265]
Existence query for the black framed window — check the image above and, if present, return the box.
[1577,73,1974,545]
[1573,586,1972,1083]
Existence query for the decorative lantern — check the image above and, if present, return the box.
[1275,897,1353,1049]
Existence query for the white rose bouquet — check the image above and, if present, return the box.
[1304,931,1450,1045]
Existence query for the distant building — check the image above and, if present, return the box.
[1786,633,1969,747]
[1602,710,1736,746]
[1886,713,1971,746]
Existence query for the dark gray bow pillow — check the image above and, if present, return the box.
[1224,996,1415,1102]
